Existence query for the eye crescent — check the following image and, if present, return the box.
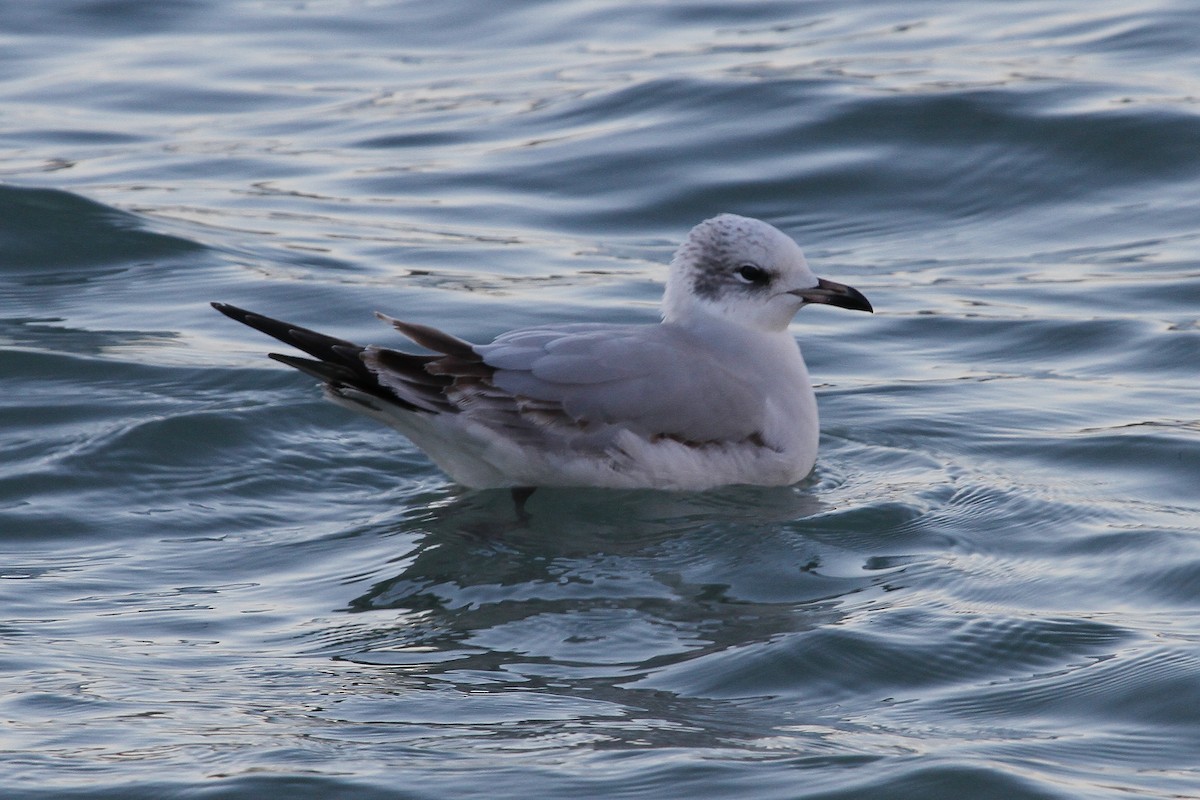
[736,264,769,285]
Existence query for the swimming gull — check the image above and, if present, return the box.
[212,214,872,492]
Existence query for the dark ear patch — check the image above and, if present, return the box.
[689,257,726,300]
[682,222,773,301]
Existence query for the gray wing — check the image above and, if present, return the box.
[473,323,767,445]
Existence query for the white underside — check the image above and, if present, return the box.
[326,349,820,491]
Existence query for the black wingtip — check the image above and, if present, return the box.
[211,301,250,323]
[212,301,419,409]
[267,352,361,385]
[210,301,362,360]
[210,301,480,416]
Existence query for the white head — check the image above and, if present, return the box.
[662,214,872,332]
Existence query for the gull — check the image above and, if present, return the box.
[212,214,872,497]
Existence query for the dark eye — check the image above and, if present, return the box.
[736,264,769,285]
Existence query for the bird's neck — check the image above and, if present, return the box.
[662,297,769,335]
[662,304,800,361]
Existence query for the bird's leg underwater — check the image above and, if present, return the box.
[511,486,537,523]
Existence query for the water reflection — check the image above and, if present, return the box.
[324,486,901,698]
[296,486,908,749]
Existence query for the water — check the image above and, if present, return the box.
[3,1,1199,797]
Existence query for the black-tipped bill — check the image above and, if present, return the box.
[790,277,873,313]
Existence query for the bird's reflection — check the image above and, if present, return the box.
[311,485,913,749]
[333,485,866,657]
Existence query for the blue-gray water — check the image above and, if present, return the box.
[3,2,1199,798]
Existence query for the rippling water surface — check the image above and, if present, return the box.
[3,2,1199,798]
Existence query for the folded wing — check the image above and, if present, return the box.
[477,325,766,445]
[212,303,767,449]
